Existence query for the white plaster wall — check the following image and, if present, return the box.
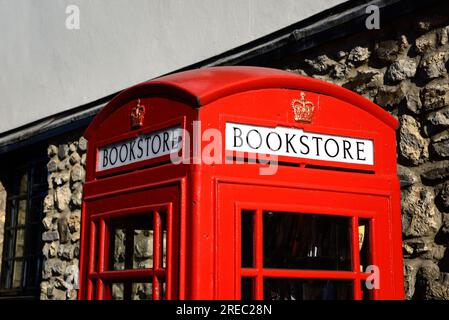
[0,0,344,134]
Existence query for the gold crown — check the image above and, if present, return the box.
[130,99,145,129]
[291,92,315,123]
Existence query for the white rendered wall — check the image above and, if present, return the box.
[0,0,344,134]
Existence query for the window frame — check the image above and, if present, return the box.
[0,151,47,299]
[238,206,375,300]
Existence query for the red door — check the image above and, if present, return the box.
[216,179,400,300]
[83,184,181,300]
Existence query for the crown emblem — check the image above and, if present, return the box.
[130,99,145,129]
[291,92,315,123]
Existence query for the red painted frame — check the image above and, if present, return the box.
[80,66,403,300]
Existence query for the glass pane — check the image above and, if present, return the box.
[112,283,124,300]
[26,257,39,288]
[241,277,254,300]
[109,213,155,271]
[359,219,371,272]
[29,197,44,224]
[133,230,153,269]
[18,171,28,195]
[132,282,153,300]
[112,228,126,271]
[263,212,352,270]
[15,228,25,257]
[241,210,254,268]
[162,230,167,268]
[264,278,353,300]
[31,162,47,188]
[17,199,27,226]
[361,280,373,300]
[12,260,23,288]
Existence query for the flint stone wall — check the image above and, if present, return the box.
[40,137,87,300]
[269,3,449,300]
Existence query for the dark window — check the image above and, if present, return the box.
[0,152,47,299]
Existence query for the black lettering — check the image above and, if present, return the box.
[246,129,262,149]
[311,136,323,156]
[343,140,353,160]
[324,138,339,158]
[356,141,366,161]
[152,134,161,154]
[299,135,310,155]
[163,132,170,152]
[119,144,128,163]
[233,127,243,148]
[109,146,118,165]
[102,149,109,167]
[285,133,297,153]
[266,132,282,151]
[137,138,144,158]
[145,137,151,156]
[129,140,136,161]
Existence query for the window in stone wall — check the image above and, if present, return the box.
[0,154,47,299]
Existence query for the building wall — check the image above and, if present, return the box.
[40,136,86,300]
[0,0,344,134]
[39,2,449,300]
[267,2,449,300]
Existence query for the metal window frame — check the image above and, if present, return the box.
[0,151,47,299]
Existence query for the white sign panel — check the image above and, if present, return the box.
[225,122,374,166]
[97,126,183,171]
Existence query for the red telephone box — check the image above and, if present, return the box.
[79,66,404,300]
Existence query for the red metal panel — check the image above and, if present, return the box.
[80,66,402,300]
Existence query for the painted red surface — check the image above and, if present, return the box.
[79,66,403,300]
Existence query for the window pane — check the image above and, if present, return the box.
[264,278,353,300]
[359,219,371,272]
[15,228,25,257]
[111,283,124,300]
[112,228,126,271]
[132,282,153,300]
[241,277,254,300]
[133,230,153,269]
[17,199,27,226]
[109,213,156,271]
[241,210,254,268]
[29,197,44,224]
[12,260,23,288]
[110,282,153,300]
[263,212,352,270]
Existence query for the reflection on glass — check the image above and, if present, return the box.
[12,260,23,288]
[263,212,352,270]
[162,230,167,268]
[111,282,154,300]
[17,199,27,226]
[19,171,28,195]
[15,228,25,257]
[132,282,153,300]
[264,278,353,300]
[109,211,167,271]
[112,283,124,300]
[133,230,153,269]
[112,229,126,271]
[359,219,371,272]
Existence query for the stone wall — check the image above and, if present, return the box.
[268,3,449,300]
[40,136,87,300]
